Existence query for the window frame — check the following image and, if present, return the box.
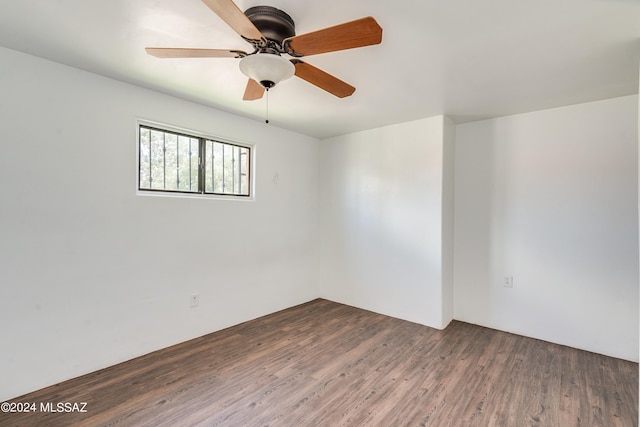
[136,120,254,200]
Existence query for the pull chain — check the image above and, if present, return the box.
[265,87,269,124]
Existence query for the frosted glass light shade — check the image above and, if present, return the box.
[239,53,295,89]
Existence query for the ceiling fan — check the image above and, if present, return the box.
[146,0,383,101]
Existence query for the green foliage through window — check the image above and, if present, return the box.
[138,125,250,197]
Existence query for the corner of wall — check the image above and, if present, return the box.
[441,116,456,328]
[637,61,639,425]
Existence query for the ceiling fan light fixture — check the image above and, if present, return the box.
[239,53,295,89]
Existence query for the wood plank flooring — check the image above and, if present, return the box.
[1,299,637,426]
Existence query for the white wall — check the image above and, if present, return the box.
[454,95,639,361]
[0,46,320,401]
[318,116,453,329]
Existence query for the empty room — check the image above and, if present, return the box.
[0,0,638,426]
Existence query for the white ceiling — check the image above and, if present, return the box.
[0,0,638,139]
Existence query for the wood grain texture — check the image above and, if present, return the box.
[293,61,355,98]
[145,48,245,58]
[285,17,382,57]
[2,299,637,426]
[201,0,263,41]
[243,78,265,101]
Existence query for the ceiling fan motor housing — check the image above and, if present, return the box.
[244,6,295,43]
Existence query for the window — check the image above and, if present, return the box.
[138,124,251,197]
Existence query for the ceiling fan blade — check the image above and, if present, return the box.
[285,17,382,57]
[243,79,265,101]
[293,60,355,98]
[201,0,264,41]
[145,48,245,58]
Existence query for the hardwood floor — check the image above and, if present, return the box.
[2,299,637,426]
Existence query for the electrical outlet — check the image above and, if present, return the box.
[504,276,513,288]
[190,294,200,308]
